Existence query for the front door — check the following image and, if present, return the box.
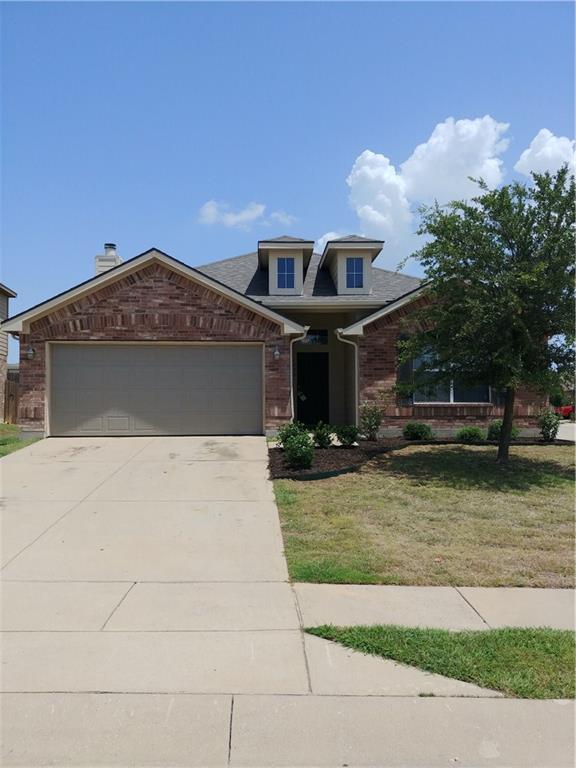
[296,352,329,425]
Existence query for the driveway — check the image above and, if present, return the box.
[1,437,573,767]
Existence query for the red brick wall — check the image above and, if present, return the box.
[18,263,292,431]
[358,301,547,430]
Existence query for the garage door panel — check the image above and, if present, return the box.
[50,344,263,436]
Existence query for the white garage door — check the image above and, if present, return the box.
[49,344,263,436]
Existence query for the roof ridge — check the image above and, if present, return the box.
[196,251,257,270]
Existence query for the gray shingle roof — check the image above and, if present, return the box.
[326,234,383,244]
[197,251,422,306]
[258,235,313,243]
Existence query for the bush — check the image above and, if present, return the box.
[277,421,307,449]
[284,432,315,469]
[487,420,520,442]
[360,404,382,441]
[313,421,333,449]
[403,422,434,440]
[538,409,561,442]
[455,426,486,443]
[334,424,360,447]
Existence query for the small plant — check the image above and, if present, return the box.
[455,426,486,443]
[334,424,360,447]
[360,404,382,441]
[487,419,520,442]
[277,421,307,449]
[313,421,333,449]
[284,432,315,469]
[403,422,433,440]
[538,409,561,442]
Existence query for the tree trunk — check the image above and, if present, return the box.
[497,386,516,463]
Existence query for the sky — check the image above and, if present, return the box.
[1,0,574,362]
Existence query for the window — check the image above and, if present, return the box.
[346,257,364,289]
[277,257,295,289]
[412,353,490,404]
[302,329,328,345]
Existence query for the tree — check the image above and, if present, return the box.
[398,166,575,462]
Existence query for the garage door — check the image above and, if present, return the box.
[49,344,263,436]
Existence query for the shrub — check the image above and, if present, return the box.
[403,422,433,440]
[284,432,315,469]
[277,421,307,449]
[538,409,561,442]
[487,420,520,442]
[313,421,333,449]
[360,404,382,441]
[455,426,486,443]
[334,424,360,447]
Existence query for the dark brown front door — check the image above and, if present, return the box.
[296,352,329,425]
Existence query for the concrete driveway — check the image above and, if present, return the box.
[1,436,573,767]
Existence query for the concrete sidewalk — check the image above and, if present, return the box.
[1,436,574,767]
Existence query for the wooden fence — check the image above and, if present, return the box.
[4,379,19,424]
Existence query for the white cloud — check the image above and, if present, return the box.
[315,231,346,254]
[514,129,576,177]
[198,200,297,230]
[401,115,510,201]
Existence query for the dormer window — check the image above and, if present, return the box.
[277,257,295,289]
[346,257,364,289]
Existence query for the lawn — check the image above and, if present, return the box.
[274,444,574,587]
[307,625,576,699]
[0,423,39,458]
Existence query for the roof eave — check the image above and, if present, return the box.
[339,283,427,336]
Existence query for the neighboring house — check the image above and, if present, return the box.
[1,238,544,437]
[0,282,17,422]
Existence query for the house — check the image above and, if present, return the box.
[0,282,18,421]
[1,238,544,437]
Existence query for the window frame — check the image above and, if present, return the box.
[277,257,295,290]
[411,354,491,405]
[345,256,364,289]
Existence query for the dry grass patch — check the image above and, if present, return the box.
[275,444,574,587]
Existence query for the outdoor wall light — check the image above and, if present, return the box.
[273,346,281,360]
[25,345,35,360]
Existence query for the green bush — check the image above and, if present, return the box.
[284,432,315,469]
[313,421,333,449]
[277,421,307,449]
[334,424,360,447]
[455,426,486,443]
[403,422,434,440]
[360,404,382,441]
[487,420,520,441]
[538,409,561,442]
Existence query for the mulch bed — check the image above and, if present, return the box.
[268,437,571,480]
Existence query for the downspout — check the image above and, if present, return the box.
[289,326,309,421]
[335,328,359,426]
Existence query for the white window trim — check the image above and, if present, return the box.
[413,380,492,405]
[345,257,364,290]
[277,257,296,290]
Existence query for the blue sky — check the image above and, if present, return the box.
[1,0,574,349]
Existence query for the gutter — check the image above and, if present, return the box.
[289,326,310,421]
[335,328,359,426]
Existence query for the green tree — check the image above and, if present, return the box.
[399,166,575,462]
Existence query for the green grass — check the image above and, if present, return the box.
[274,444,575,587]
[307,625,576,699]
[0,423,39,457]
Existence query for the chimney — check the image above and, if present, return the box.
[95,243,122,274]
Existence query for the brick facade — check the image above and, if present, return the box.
[18,263,292,432]
[357,301,547,431]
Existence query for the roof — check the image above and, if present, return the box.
[197,251,422,307]
[258,235,313,244]
[0,282,17,298]
[327,234,384,244]
[1,248,306,335]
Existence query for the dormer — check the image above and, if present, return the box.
[258,237,315,296]
[320,235,383,295]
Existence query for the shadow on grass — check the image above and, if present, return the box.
[368,445,573,492]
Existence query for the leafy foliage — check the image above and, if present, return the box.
[312,421,333,448]
[403,422,434,440]
[284,432,315,469]
[538,409,561,442]
[359,404,382,441]
[455,426,485,443]
[334,424,360,447]
[487,420,520,441]
[399,167,575,461]
[277,420,307,449]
